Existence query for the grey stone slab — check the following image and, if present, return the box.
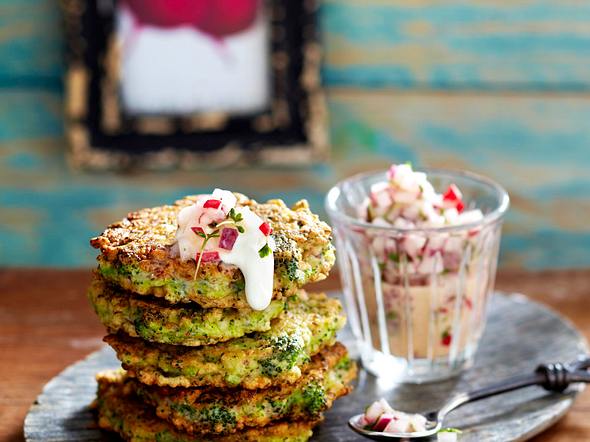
[25,293,588,441]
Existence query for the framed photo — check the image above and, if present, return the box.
[62,0,328,170]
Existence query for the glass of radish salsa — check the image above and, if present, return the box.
[326,164,509,382]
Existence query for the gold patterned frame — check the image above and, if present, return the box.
[62,0,329,170]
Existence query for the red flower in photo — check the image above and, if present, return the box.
[122,0,259,38]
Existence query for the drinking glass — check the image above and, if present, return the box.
[326,169,509,382]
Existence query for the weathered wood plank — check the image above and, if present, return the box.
[327,89,590,268]
[5,0,590,91]
[0,0,63,89]
[2,89,590,269]
[321,0,590,90]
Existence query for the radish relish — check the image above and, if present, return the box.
[357,164,495,362]
[360,398,461,441]
[175,189,275,311]
[365,163,483,231]
[361,398,427,434]
[363,163,485,278]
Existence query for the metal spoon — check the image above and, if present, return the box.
[349,356,590,441]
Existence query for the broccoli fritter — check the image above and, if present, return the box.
[90,194,335,309]
[127,342,356,435]
[104,292,346,389]
[88,277,285,346]
[95,372,318,442]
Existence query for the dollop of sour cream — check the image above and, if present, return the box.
[175,189,275,311]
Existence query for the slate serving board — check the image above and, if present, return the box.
[25,292,588,442]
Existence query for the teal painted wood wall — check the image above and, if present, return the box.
[1,0,590,269]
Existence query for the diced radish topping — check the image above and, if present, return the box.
[393,217,415,229]
[219,228,239,250]
[358,415,370,427]
[408,413,428,432]
[443,184,464,213]
[372,414,394,432]
[259,222,272,236]
[363,163,485,279]
[384,415,410,433]
[443,207,459,224]
[393,190,417,204]
[441,331,452,346]
[203,199,222,209]
[361,398,429,434]
[364,398,392,424]
[403,234,427,258]
[443,252,461,272]
[438,431,459,442]
[443,184,462,202]
[444,236,464,254]
[416,253,444,274]
[211,188,237,212]
[387,164,397,180]
[458,209,484,224]
[195,251,220,262]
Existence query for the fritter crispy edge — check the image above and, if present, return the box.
[123,342,356,435]
[95,375,319,442]
[104,292,346,389]
[88,276,286,346]
[90,195,335,308]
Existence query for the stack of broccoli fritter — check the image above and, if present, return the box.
[88,195,356,441]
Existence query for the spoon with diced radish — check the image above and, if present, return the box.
[349,356,590,441]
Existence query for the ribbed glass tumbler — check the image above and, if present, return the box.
[326,169,509,383]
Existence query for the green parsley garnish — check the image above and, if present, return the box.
[439,428,462,433]
[258,243,271,258]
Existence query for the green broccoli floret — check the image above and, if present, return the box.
[260,335,303,377]
[302,382,327,415]
[334,356,352,371]
[285,259,301,282]
[200,405,237,431]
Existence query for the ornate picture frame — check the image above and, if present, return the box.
[62,0,328,170]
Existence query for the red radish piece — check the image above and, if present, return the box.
[442,332,452,346]
[459,209,484,225]
[191,226,205,236]
[259,222,272,236]
[443,184,464,213]
[383,416,410,433]
[364,399,392,425]
[372,414,394,432]
[203,199,222,209]
[195,251,220,262]
[403,234,427,258]
[456,200,465,213]
[387,164,397,180]
[468,227,481,237]
[370,190,391,208]
[219,228,238,250]
[443,184,463,202]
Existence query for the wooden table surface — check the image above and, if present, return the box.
[0,268,588,442]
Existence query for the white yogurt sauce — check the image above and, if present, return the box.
[220,206,276,310]
[175,188,275,311]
